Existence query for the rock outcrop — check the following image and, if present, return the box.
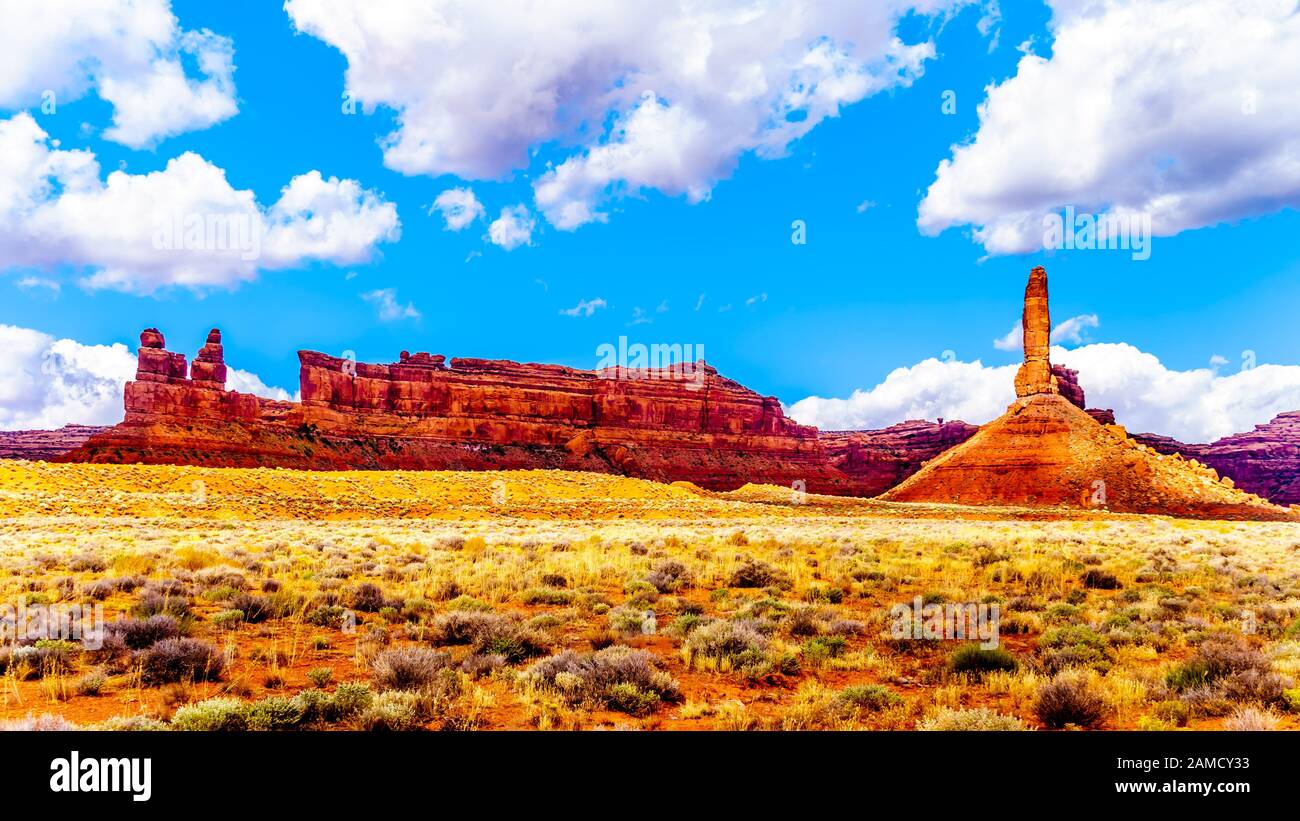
[821,421,979,497]
[0,425,110,460]
[1133,413,1300,506]
[883,267,1295,519]
[61,330,865,494]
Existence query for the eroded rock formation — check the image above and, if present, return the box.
[1133,413,1300,506]
[62,331,864,494]
[0,425,109,460]
[883,267,1294,519]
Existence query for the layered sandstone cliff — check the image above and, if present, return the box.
[0,425,109,460]
[61,328,863,493]
[1133,413,1300,506]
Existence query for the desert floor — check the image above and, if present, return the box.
[1,461,1298,730]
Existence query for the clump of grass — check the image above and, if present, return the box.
[947,644,1018,679]
[917,707,1026,731]
[1223,706,1279,731]
[523,645,680,715]
[1034,675,1106,729]
[307,667,334,688]
[371,647,454,691]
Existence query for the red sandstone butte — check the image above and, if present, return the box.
[61,328,870,493]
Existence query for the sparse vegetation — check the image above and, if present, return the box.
[0,461,1296,730]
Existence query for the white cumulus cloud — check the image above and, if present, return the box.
[787,341,1300,444]
[362,288,421,321]
[0,113,400,294]
[487,204,535,250]
[285,0,980,230]
[430,186,484,231]
[918,0,1300,255]
[0,0,238,147]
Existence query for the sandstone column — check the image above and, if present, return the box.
[1014,266,1059,397]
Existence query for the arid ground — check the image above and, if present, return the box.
[1,461,1298,730]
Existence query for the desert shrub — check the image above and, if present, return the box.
[825,618,866,636]
[0,642,77,679]
[668,614,709,637]
[112,614,180,650]
[523,645,680,714]
[1223,706,1279,731]
[171,698,248,731]
[1038,625,1112,673]
[785,606,823,637]
[357,691,421,731]
[133,592,191,619]
[645,560,691,593]
[1034,676,1106,728]
[140,638,224,684]
[1180,685,1232,717]
[835,684,901,714]
[211,609,244,628]
[347,583,389,613]
[371,647,453,691]
[428,612,548,662]
[67,553,108,573]
[460,653,507,679]
[917,708,1026,731]
[75,671,107,696]
[683,619,769,670]
[1167,635,1272,692]
[802,636,847,665]
[305,604,350,628]
[228,593,271,623]
[948,644,1019,678]
[1218,668,1291,706]
[327,680,374,717]
[728,558,789,589]
[804,584,845,605]
[0,713,78,731]
[608,605,655,636]
[1081,569,1122,590]
[90,716,169,731]
[246,696,304,731]
[1150,700,1192,727]
[307,667,334,688]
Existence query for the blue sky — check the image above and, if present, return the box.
[3,0,1300,442]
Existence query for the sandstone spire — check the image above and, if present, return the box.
[1014,266,1059,398]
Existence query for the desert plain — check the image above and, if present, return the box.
[0,460,1298,732]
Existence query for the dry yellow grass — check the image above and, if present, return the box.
[1,460,1299,731]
